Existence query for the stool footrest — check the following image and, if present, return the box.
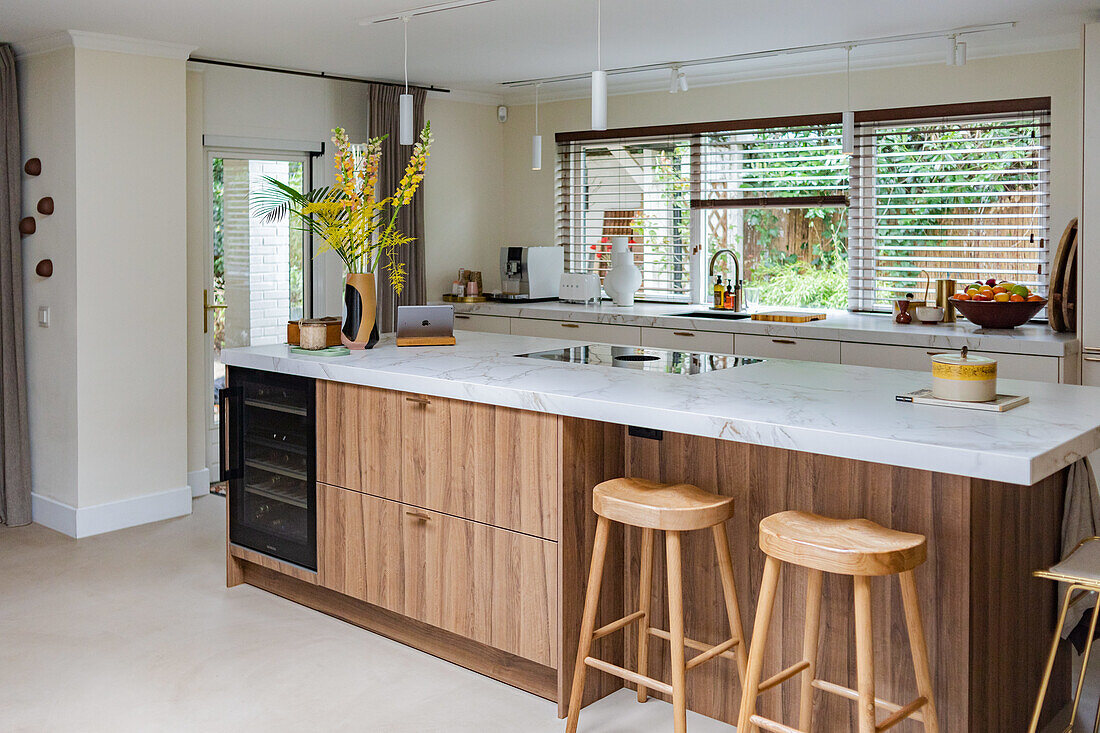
[875,695,927,732]
[584,656,673,697]
[758,660,810,693]
[592,610,646,641]
[749,714,805,733]
[686,636,739,670]
[647,627,742,665]
[811,679,925,724]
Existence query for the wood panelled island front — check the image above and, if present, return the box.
[227,378,1069,731]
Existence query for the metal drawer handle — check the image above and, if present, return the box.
[561,323,580,328]
[771,339,796,345]
[672,331,695,337]
[405,511,431,521]
[1085,355,1100,363]
[455,314,470,320]
[405,396,431,405]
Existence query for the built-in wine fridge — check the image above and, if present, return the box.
[221,367,316,570]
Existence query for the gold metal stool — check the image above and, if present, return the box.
[1029,536,1100,733]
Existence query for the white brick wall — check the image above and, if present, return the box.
[248,160,293,345]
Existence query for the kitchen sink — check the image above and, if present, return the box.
[669,310,752,320]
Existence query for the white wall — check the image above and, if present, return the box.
[500,49,1084,257]
[19,39,191,535]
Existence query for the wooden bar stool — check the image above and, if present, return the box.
[737,511,940,733]
[565,477,749,733]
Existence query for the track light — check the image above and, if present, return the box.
[669,66,688,93]
[399,17,414,145]
[591,0,607,130]
[955,40,967,66]
[842,47,854,155]
[532,83,542,171]
[946,35,967,66]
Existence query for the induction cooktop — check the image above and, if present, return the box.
[517,344,763,375]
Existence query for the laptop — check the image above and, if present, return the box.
[396,305,456,346]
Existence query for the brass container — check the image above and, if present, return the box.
[935,279,957,323]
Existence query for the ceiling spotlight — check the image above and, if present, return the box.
[946,35,967,66]
[591,0,607,130]
[669,66,688,93]
[400,17,414,145]
[955,40,967,66]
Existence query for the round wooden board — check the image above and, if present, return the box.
[1048,218,1077,332]
[1062,235,1078,332]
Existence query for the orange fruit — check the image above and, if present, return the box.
[992,286,1007,294]
[993,292,1011,302]
[1009,294,1025,302]
[954,292,971,301]
[1027,294,1044,302]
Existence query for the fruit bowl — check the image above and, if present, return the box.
[950,297,1046,329]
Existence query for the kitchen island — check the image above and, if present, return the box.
[221,331,1100,730]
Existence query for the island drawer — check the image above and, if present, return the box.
[735,334,841,363]
[453,313,511,334]
[840,342,1061,383]
[508,317,641,346]
[318,483,558,667]
[640,326,735,354]
[317,382,560,540]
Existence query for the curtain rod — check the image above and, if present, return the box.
[188,56,449,93]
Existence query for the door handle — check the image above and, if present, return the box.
[405,511,431,521]
[561,323,580,328]
[454,315,471,320]
[672,331,695,337]
[204,289,227,334]
[405,396,431,405]
[771,339,796,345]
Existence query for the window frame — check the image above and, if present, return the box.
[555,97,1052,310]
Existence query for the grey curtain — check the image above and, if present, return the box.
[369,83,427,333]
[0,44,31,526]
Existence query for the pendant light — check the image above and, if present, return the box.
[400,16,415,145]
[591,0,607,130]
[531,83,543,171]
[841,46,855,156]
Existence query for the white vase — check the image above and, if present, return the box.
[603,236,642,306]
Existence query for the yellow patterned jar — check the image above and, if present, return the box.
[931,348,997,402]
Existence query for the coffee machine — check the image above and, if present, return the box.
[498,246,563,301]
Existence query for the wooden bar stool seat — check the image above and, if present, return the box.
[566,477,748,733]
[739,511,940,733]
[759,511,927,576]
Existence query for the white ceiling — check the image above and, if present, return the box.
[1,0,1097,101]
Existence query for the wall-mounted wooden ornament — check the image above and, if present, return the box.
[19,217,36,235]
[35,259,53,278]
[37,197,54,216]
[24,158,41,176]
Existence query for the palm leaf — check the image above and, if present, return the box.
[250,176,340,224]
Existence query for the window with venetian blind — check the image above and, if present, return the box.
[555,99,1051,311]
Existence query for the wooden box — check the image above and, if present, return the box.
[287,317,342,347]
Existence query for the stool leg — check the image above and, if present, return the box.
[637,527,655,703]
[853,575,876,733]
[899,570,940,733]
[799,569,823,732]
[565,515,611,733]
[711,522,749,685]
[1068,592,1100,730]
[1027,584,1077,733]
[737,555,782,733]
[666,530,688,733]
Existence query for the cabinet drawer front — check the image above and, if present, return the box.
[736,334,840,363]
[453,313,511,334]
[319,485,557,666]
[640,327,735,354]
[319,382,560,540]
[509,317,641,345]
[841,342,1061,383]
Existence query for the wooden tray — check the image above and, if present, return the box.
[1048,219,1077,333]
[751,311,827,323]
[442,294,489,303]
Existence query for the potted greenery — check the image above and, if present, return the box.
[253,124,432,349]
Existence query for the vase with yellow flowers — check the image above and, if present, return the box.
[253,123,432,349]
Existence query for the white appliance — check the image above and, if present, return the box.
[559,273,601,304]
[499,246,563,301]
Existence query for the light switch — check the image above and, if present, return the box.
[38,306,49,327]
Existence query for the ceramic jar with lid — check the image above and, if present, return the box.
[931,347,997,402]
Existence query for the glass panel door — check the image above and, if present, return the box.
[207,152,310,478]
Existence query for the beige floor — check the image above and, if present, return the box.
[0,496,733,733]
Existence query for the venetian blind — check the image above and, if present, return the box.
[848,109,1051,311]
[557,136,693,301]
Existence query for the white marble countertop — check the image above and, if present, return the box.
[221,331,1100,485]
[452,301,1079,358]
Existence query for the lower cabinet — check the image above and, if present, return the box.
[318,483,558,667]
[840,341,1061,382]
[640,326,735,354]
[453,313,511,334]
[736,333,842,363]
[508,317,642,345]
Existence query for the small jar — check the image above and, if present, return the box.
[931,349,997,402]
[298,319,329,350]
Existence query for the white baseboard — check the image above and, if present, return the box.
[32,486,193,539]
[187,467,211,498]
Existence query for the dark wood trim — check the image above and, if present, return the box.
[554,97,1051,144]
[555,112,843,143]
[855,96,1051,124]
[239,562,559,701]
[690,195,849,210]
